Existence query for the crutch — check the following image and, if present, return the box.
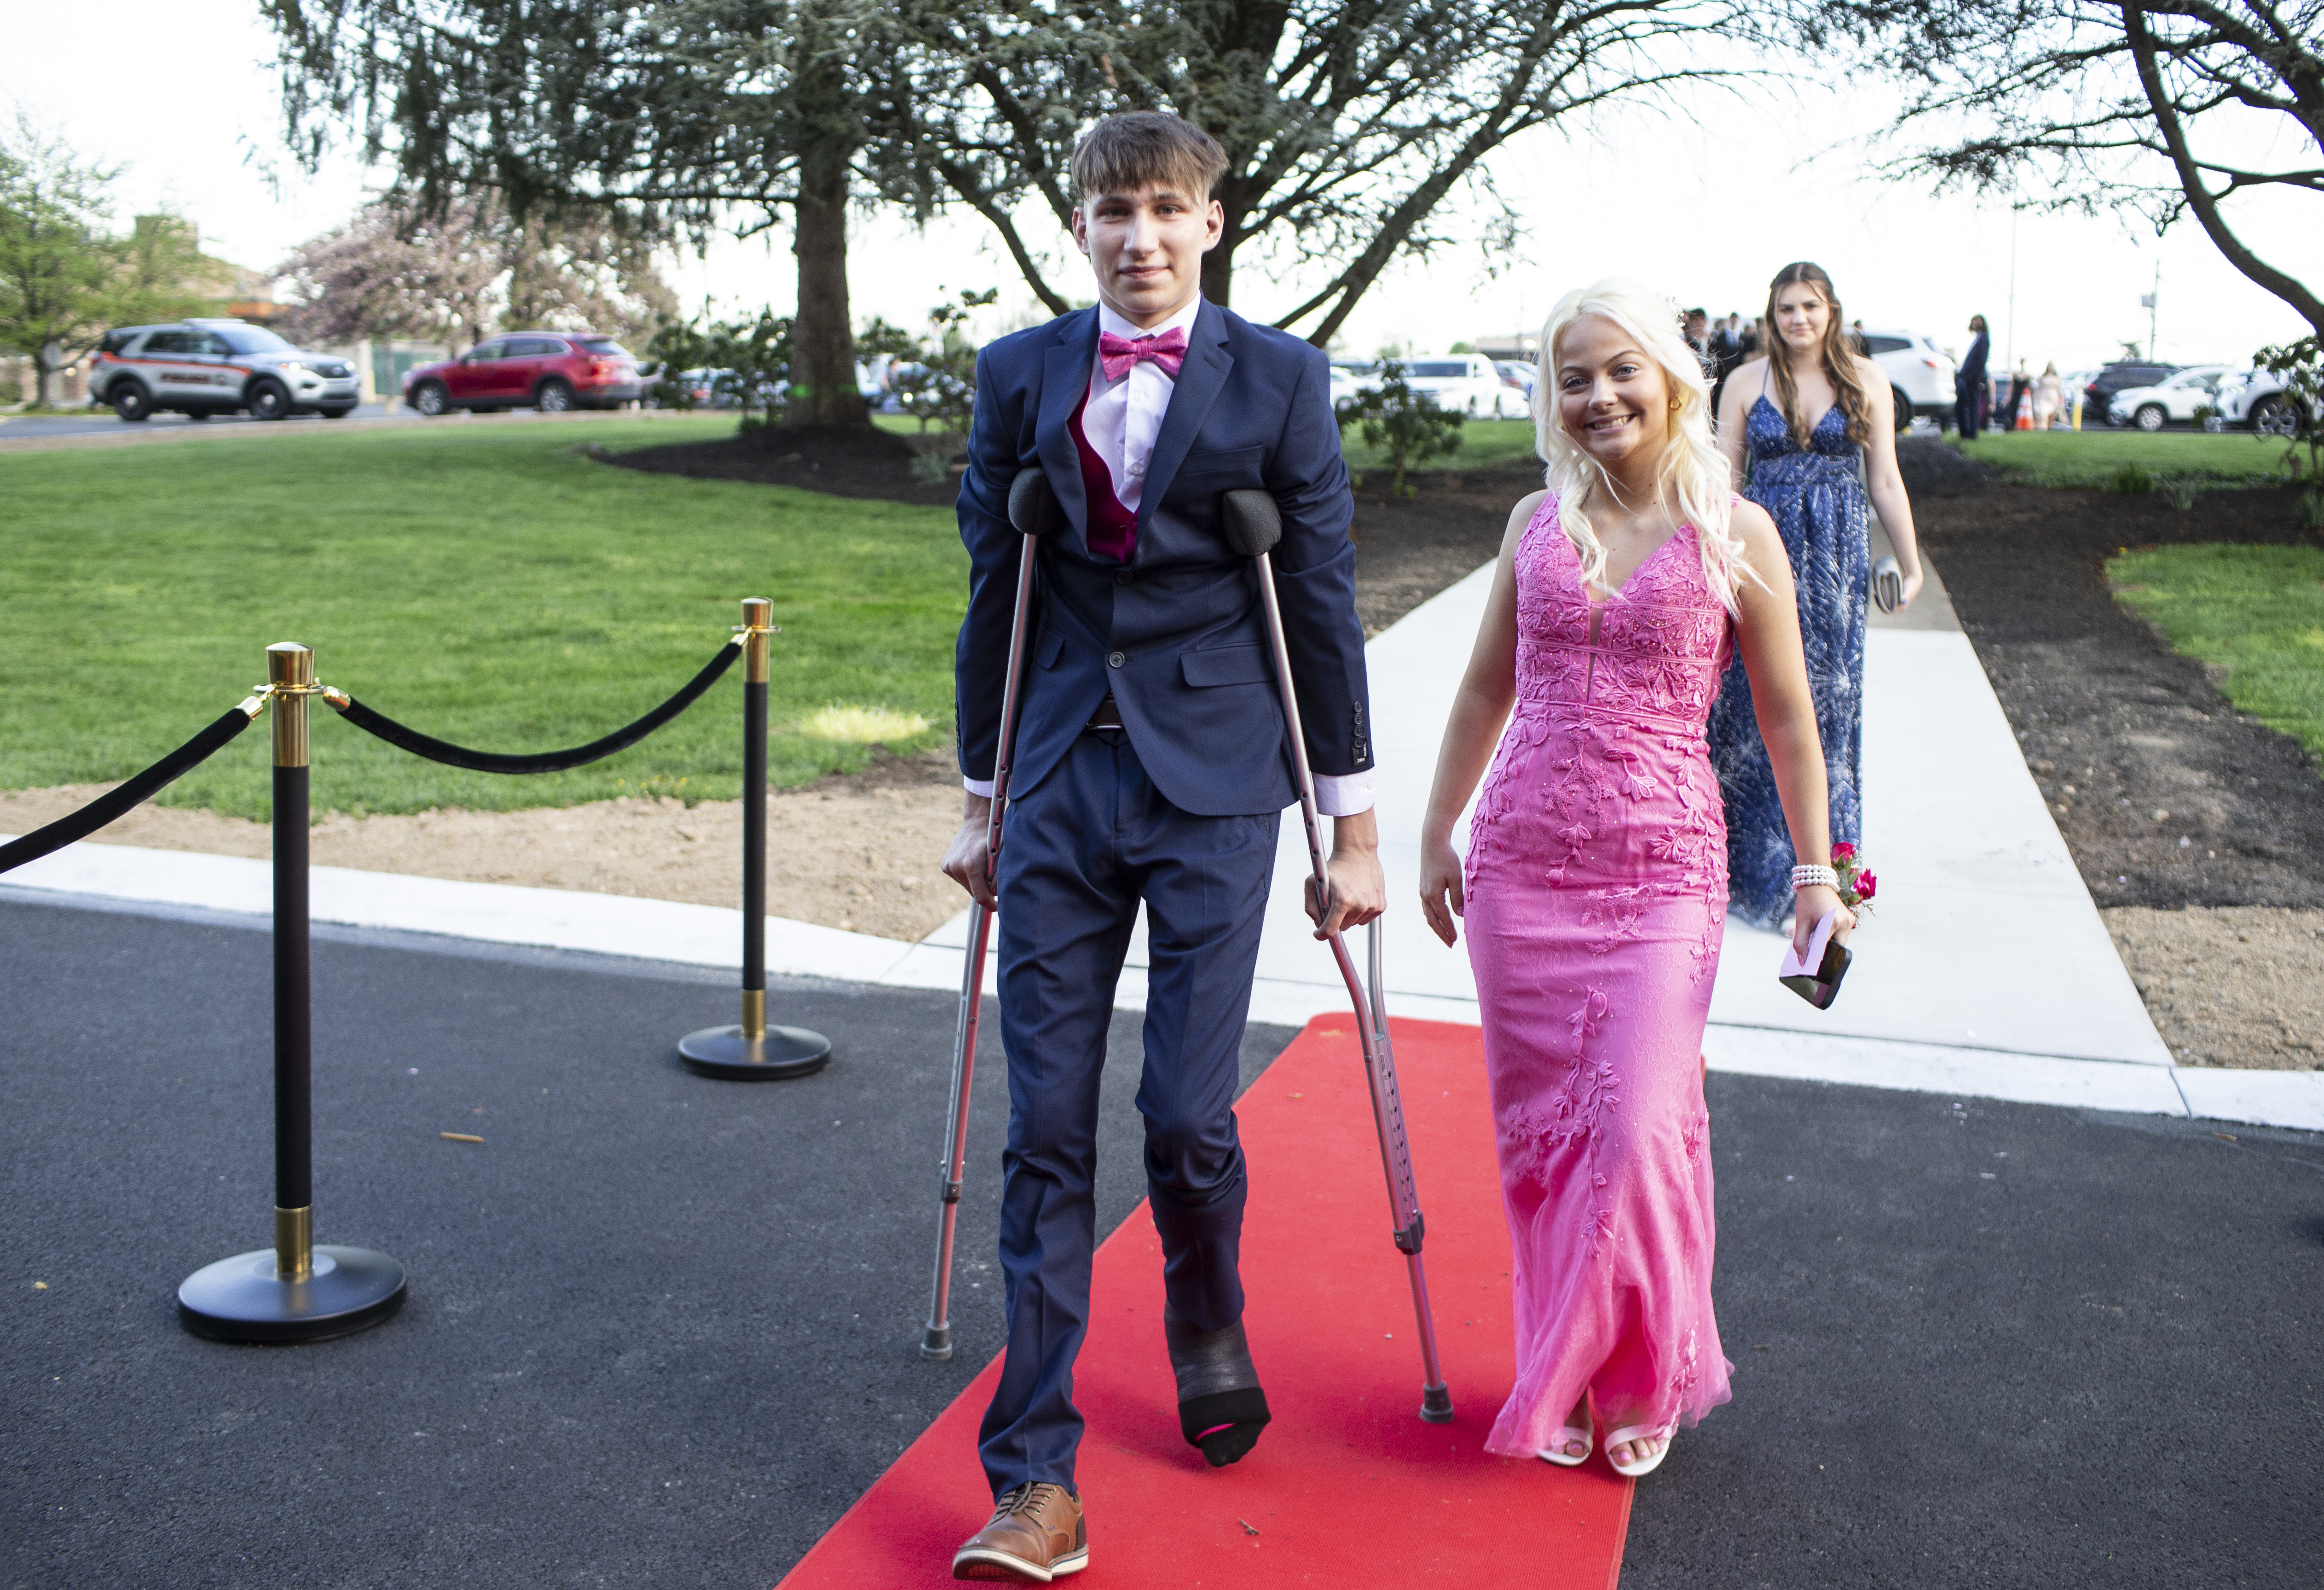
[1223,488,1455,1424]
[922,468,1060,1360]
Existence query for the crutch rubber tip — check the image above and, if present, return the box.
[920,1325,954,1360]
[1220,488,1282,559]
[1420,1384,1455,1423]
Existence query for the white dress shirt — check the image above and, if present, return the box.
[968,296,1376,817]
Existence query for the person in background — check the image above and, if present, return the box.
[2006,360,2030,429]
[1847,318,1867,356]
[1711,312,1746,412]
[2034,362,2065,429]
[1740,317,1763,357]
[1709,261,1925,929]
[1683,308,1712,370]
[1954,314,1990,438]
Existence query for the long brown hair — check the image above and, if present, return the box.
[1763,262,1872,448]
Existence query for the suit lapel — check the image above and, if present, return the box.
[1038,310,1100,550]
[1139,299,1232,531]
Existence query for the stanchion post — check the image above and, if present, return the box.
[177,641,408,1343]
[678,599,832,1080]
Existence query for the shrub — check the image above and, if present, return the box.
[2159,476,2200,512]
[2108,461,2156,494]
[1336,360,1466,496]
[2300,488,2324,535]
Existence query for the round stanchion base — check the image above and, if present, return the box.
[678,1023,832,1080]
[921,1323,954,1361]
[177,1245,407,1344]
[1419,1384,1456,1423]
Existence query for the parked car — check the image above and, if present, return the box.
[2080,361,2179,426]
[402,331,642,416]
[1493,360,1538,401]
[1857,329,1956,430]
[2104,364,2239,431]
[86,318,360,422]
[1395,354,1530,418]
[2219,365,2313,435]
[1329,359,1377,413]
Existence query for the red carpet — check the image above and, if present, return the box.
[777,1016,1632,1589]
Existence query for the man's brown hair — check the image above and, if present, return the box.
[1070,111,1229,204]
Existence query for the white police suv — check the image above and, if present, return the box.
[87,319,361,422]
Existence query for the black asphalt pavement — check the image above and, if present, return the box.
[1624,1075,2324,1587]
[3,893,2319,1588]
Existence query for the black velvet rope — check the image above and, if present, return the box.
[330,640,741,774]
[0,707,254,876]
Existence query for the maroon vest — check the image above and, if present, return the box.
[1068,385,1138,563]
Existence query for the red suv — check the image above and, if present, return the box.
[402,332,642,416]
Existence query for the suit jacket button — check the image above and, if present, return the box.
[1108,650,1126,668]
[1115,569,1132,586]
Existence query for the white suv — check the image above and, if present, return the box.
[1394,355,1529,418]
[1857,330,1956,430]
[2106,365,2240,431]
[87,319,361,422]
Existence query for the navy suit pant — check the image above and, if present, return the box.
[976,730,1279,1495]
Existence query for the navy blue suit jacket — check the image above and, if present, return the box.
[954,300,1371,818]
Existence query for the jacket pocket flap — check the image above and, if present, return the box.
[1176,445,1263,478]
[1037,627,1065,669]
[1180,642,1272,688]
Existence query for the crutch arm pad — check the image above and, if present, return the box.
[1220,488,1283,559]
[1007,468,1064,539]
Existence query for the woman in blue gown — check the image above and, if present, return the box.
[1705,263,1927,928]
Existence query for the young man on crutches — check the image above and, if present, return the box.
[941,110,1381,1582]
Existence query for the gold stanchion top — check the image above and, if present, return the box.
[267,643,315,690]
[740,597,772,630]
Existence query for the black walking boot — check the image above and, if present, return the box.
[1165,1305,1271,1468]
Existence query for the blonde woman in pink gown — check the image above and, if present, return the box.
[1418,280,1856,1478]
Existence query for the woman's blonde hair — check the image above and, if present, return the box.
[1533,278,1749,613]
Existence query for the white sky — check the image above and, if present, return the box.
[3,1,2311,375]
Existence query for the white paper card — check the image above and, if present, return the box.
[1778,910,1839,979]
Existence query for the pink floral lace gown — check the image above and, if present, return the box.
[1463,495,1737,1457]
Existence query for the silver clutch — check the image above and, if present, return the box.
[1871,555,1903,614]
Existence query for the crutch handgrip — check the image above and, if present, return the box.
[1220,488,1283,559]
[1008,468,1065,540]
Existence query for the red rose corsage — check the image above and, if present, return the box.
[1832,843,1875,913]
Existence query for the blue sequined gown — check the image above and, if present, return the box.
[1705,395,1867,927]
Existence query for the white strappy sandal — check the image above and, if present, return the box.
[1605,1423,1675,1479]
[1536,1421,1594,1467]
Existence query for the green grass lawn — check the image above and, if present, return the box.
[0,419,966,821]
[1963,429,2295,488]
[1342,417,1540,483]
[2110,543,2324,763]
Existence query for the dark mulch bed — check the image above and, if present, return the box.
[1899,438,2324,910]
[1347,462,1539,634]
[605,418,1533,636]
[606,422,962,506]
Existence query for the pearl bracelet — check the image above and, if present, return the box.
[1790,863,1839,893]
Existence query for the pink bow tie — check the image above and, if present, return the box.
[1098,328,1188,382]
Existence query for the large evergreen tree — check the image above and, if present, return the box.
[264,0,921,425]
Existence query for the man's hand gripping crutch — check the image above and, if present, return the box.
[922,468,1059,1360]
[1221,488,1456,1425]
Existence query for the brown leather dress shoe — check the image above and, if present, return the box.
[951,1482,1087,1582]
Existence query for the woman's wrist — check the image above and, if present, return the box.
[1790,862,1838,892]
